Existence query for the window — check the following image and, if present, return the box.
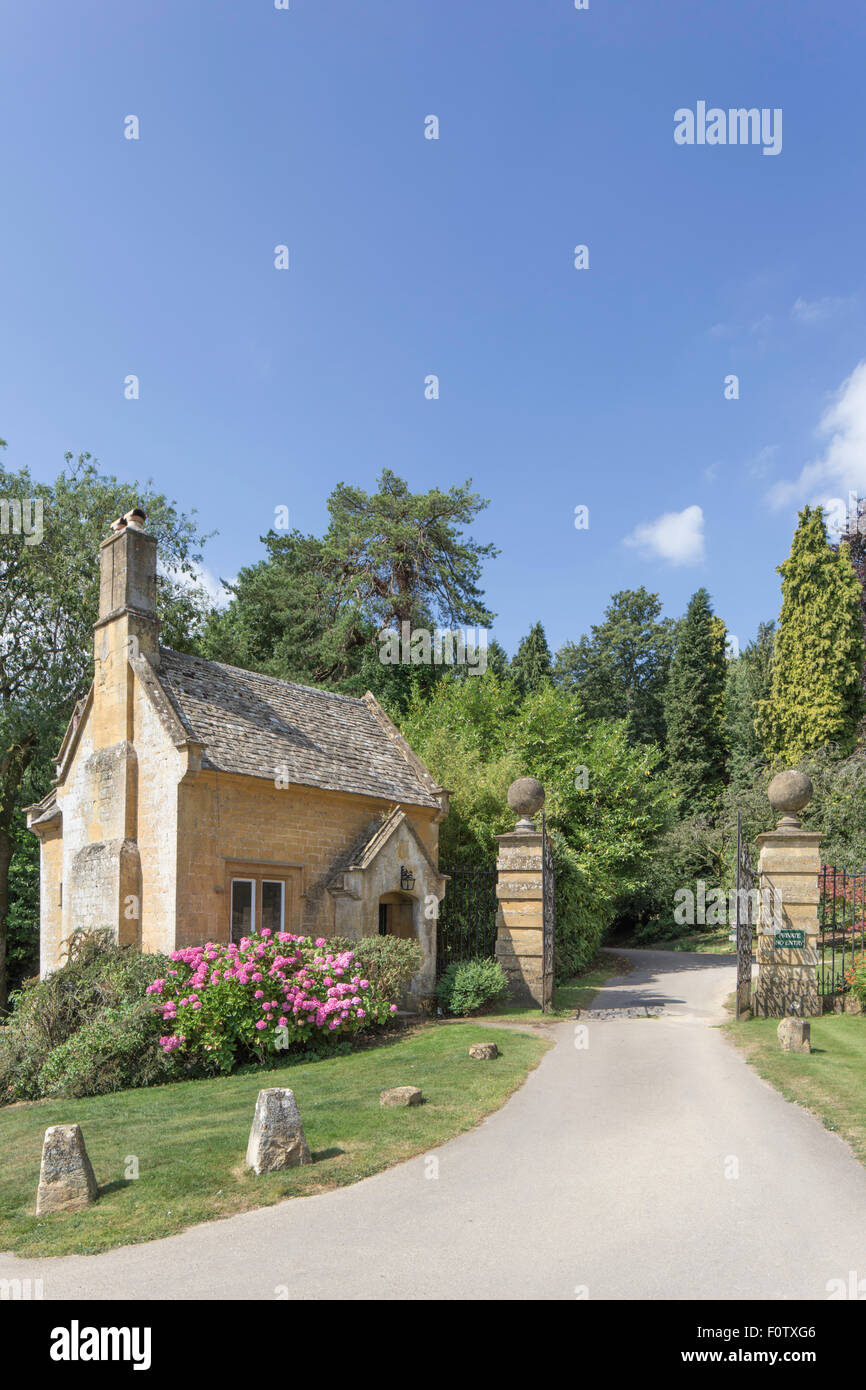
[261,880,285,934]
[378,902,390,936]
[231,879,255,943]
[228,871,293,941]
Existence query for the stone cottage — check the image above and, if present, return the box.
[27,511,449,1004]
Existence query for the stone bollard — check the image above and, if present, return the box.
[36,1124,99,1215]
[380,1086,423,1107]
[778,1017,812,1054]
[246,1088,312,1174]
[469,1042,500,1060]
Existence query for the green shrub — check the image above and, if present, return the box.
[37,1002,169,1098]
[436,957,508,1016]
[0,933,171,1104]
[331,934,423,1003]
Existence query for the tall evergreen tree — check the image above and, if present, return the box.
[203,470,497,705]
[832,494,866,710]
[509,622,553,695]
[757,506,864,763]
[554,587,675,746]
[725,621,775,787]
[663,588,728,811]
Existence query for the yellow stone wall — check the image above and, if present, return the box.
[174,768,439,948]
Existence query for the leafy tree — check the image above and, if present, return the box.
[725,621,775,788]
[553,587,675,746]
[663,588,728,812]
[757,506,864,763]
[508,621,552,696]
[0,448,212,1010]
[400,674,671,973]
[204,470,497,707]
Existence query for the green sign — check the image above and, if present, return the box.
[775,929,806,949]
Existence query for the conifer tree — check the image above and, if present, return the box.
[757,506,864,763]
[553,587,675,747]
[725,621,775,787]
[663,589,728,810]
[509,622,553,695]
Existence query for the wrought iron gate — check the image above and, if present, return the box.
[735,811,755,1018]
[818,864,866,999]
[542,814,555,1012]
[436,862,498,976]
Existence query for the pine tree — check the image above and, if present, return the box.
[509,622,553,695]
[757,506,864,763]
[663,589,728,810]
[553,587,675,747]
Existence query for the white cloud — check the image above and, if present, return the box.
[623,505,705,566]
[768,360,866,509]
[791,295,854,325]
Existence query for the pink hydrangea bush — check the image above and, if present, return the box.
[146,931,398,1073]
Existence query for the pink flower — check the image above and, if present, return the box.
[255,1020,267,1031]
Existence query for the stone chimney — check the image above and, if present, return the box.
[96,509,159,653]
[92,509,159,753]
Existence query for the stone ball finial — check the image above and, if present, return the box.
[507,776,545,832]
[767,770,812,830]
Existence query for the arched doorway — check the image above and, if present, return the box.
[377,890,417,941]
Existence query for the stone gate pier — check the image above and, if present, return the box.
[753,770,821,1018]
[494,778,546,1007]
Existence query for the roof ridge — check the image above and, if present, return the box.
[160,647,367,706]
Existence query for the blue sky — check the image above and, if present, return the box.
[3,0,866,658]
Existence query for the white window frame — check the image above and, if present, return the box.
[261,879,285,933]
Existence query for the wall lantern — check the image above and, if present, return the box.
[400,866,415,892]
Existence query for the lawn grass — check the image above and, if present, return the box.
[726,1012,866,1166]
[487,954,622,1021]
[0,1022,548,1258]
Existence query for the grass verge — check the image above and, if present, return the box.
[726,1012,866,1166]
[487,953,624,1022]
[0,1022,549,1258]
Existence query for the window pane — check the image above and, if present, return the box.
[231,880,254,942]
[262,880,284,934]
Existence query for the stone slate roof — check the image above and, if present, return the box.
[155,648,441,808]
